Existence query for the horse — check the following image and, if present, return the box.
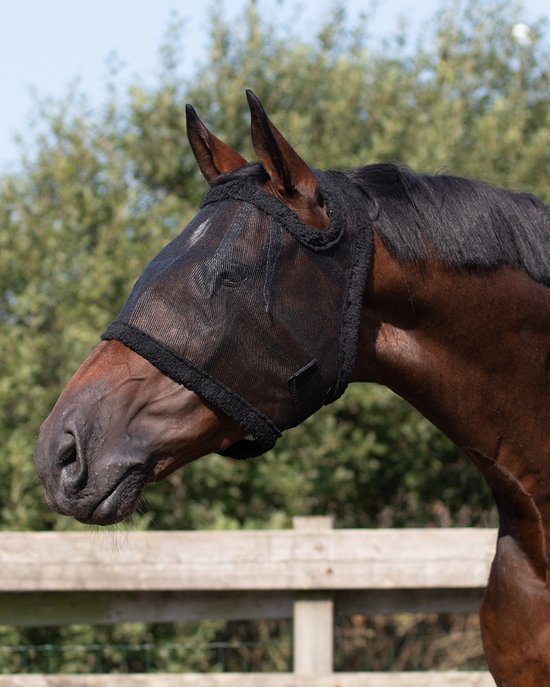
[34,91,550,686]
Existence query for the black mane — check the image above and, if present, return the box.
[348,163,550,286]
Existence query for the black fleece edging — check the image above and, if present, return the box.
[326,171,375,401]
[101,322,281,455]
[201,172,346,250]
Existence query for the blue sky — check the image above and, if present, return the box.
[1,0,549,170]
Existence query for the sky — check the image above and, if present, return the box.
[1,0,549,170]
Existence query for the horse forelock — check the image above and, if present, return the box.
[347,163,550,287]
[211,162,269,186]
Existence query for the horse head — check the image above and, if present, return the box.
[34,92,371,525]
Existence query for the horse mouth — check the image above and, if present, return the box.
[83,468,147,526]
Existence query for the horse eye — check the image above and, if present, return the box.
[317,192,325,208]
[221,267,247,286]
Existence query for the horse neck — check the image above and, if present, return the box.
[354,233,550,577]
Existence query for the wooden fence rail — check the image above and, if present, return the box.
[0,517,497,686]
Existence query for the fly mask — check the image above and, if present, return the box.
[102,170,373,459]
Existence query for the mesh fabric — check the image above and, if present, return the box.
[102,171,373,458]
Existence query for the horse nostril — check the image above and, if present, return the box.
[60,446,78,469]
[58,433,88,493]
[57,432,77,469]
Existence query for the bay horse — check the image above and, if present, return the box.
[35,91,550,686]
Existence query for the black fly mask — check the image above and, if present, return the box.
[102,96,374,459]
[103,171,373,459]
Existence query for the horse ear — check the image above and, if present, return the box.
[186,105,248,184]
[246,90,319,203]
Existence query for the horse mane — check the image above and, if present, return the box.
[348,163,550,287]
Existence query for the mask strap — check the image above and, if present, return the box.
[288,359,325,425]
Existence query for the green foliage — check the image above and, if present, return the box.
[4,0,548,537]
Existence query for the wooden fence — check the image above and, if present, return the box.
[0,517,497,686]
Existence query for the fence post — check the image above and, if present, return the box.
[292,516,335,675]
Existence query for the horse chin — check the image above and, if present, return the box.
[77,468,147,526]
[60,468,147,525]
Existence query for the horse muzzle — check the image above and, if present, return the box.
[34,401,150,526]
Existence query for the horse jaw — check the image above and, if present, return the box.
[34,340,245,525]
